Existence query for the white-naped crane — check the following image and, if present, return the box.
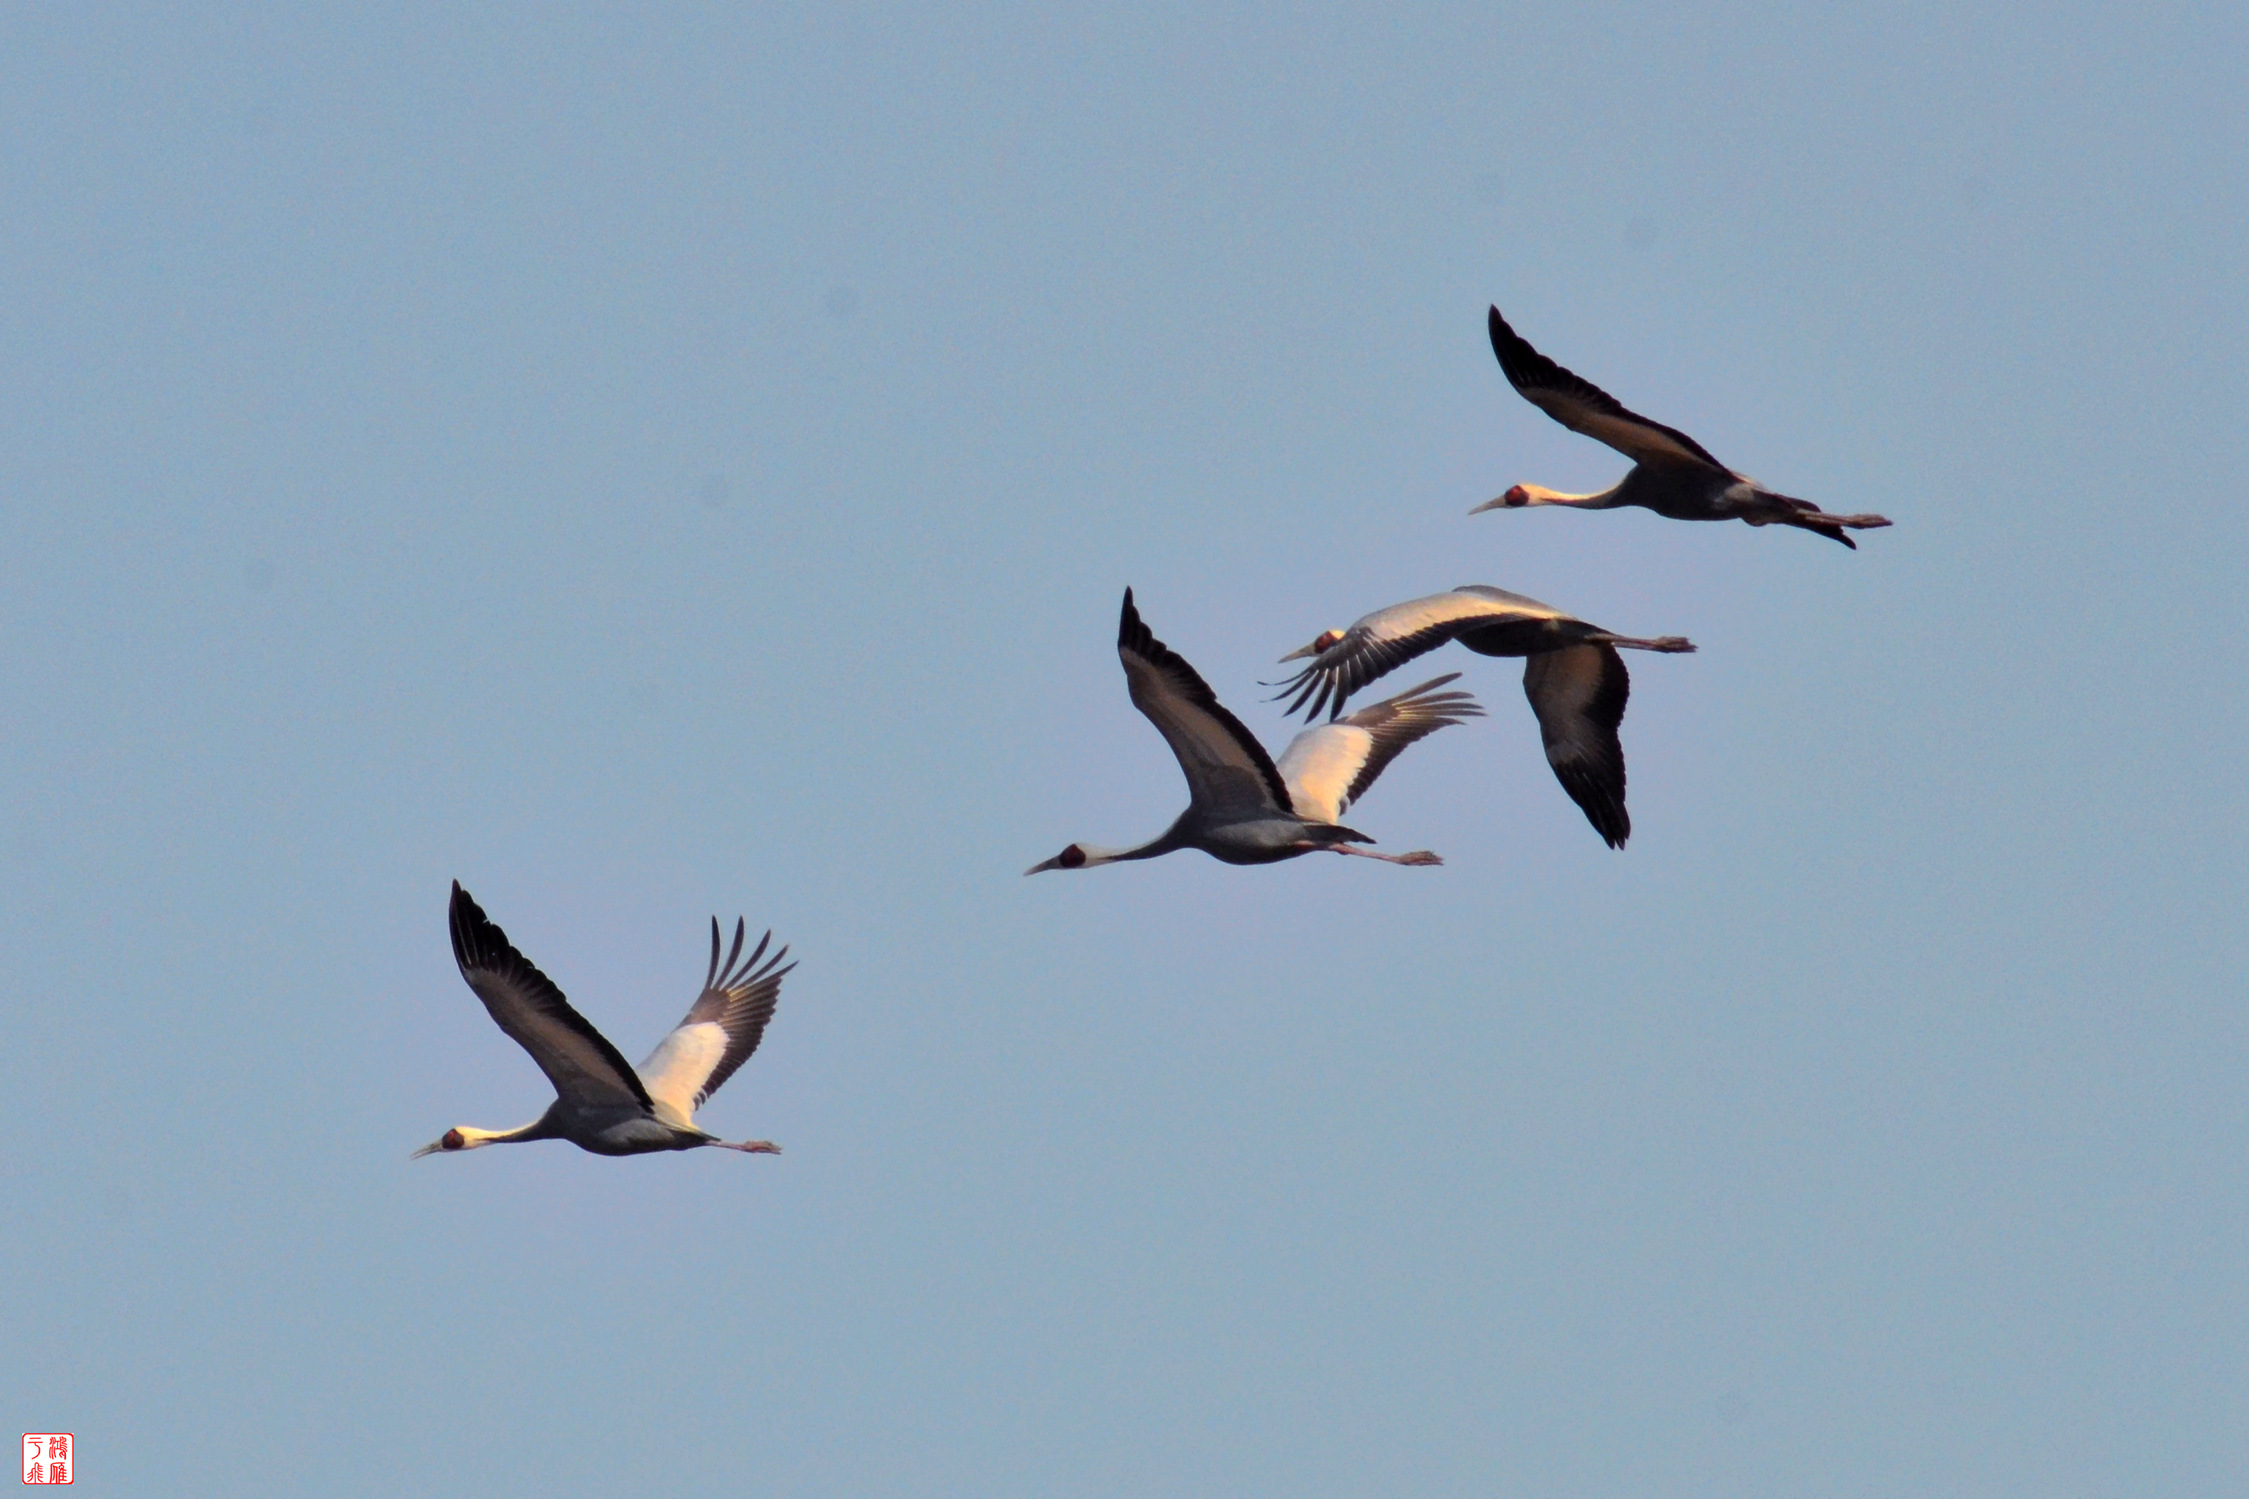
[1476,306,1891,547]
[1274,586,1695,849]
[1027,590,1477,873]
[414,883,793,1159]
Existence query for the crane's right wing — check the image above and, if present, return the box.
[1489,307,1731,475]
[1275,675,1483,823]
[1523,644,1632,849]
[1117,588,1294,819]
[638,919,793,1128]
[448,883,654,1112]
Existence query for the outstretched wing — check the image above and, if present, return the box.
[448,882,653,1112]
[1118,588,1293,819]
[1272,587,1570,720]
[1275,675,1484,824]
[1489,306,1732,474]
[638,918,794,1128]
[1523,644,1632,849]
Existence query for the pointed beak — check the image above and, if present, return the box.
[1024,856,1064,875]
[1277,640,1322,662]
[410,1140,446,1159]
[1468,495,1508,514]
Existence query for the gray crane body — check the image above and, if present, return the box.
[1148,808,1375,866]
[468,1102,721,1156]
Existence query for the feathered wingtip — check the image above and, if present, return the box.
[1261,658,1345,722]
[449,881,499,972]
[1341,672,1485,728]
[705,916,793,998]
[1117,586,1150,655]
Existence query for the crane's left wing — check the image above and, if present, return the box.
[1275,675,1483,823]
[1523,644,1632,849]
[1489,306,1731,475]
[639,918,793,1128]
[1117,588,1294,819]
[448,882,655,1113]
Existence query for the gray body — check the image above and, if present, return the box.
[1607,463,1781,525]
[1442,591,1623,659]
[502,1100,718,1156]
[1141,807,1373,867]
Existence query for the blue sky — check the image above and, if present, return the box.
[2,5,2243,1494]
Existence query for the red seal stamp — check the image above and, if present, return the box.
[22,1436,71,1485]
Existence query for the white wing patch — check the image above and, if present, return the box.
[638,1020,730,1129]
[1448,585,1569,620]
[1275,722,1376,824]
[1275,676,1483,822]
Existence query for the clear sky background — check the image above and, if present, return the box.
[3,5,2243,1495]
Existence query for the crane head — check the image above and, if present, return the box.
[410,1128,466,1158]
[1470,484,1555,513]
[1024,844,1090,875]
[411,1126,502,1158]
[1277,628,1344,663]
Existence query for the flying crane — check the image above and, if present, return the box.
[414,883,792,1159]
[1477,306,1891,547]
[1027,590,1476,873]
[1275,585,1694,848]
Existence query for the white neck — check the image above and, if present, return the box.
[1076,841,1159,866]
[1523,482,1622,509]
[461,1118,547,1148]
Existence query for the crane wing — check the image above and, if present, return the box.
[448,883,654,1113]
[1272,588,1567,721]
[1117,588,1293,819]
[1523,644,1632,849]
[1275,675,1483,824]
[1488,306,1732,475]
[638,918,793,1128]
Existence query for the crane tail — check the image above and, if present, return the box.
[1761,489,1874,548]
[1777,512,1856,548]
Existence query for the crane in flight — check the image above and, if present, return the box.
[414,883,793,1159]
[1028,589,1477,873]
[1476,306,1891,547]
[1274,585,1694,848]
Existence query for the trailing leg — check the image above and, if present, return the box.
[1326,843,1443,866]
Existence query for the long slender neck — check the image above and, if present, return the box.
[1522,481,1624,510]
[1082,830,1183,865]
[1082,814,1201,866]
[471,1113,561,1146]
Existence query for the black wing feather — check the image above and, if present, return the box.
[1119,588,1294,814]
[1488,306,1731,474]
[1521,646,1633,849]
[1273,620,1476,721]
[678,917,794,1110]
[1340,676,1486,807]
[448,882,654,1110]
